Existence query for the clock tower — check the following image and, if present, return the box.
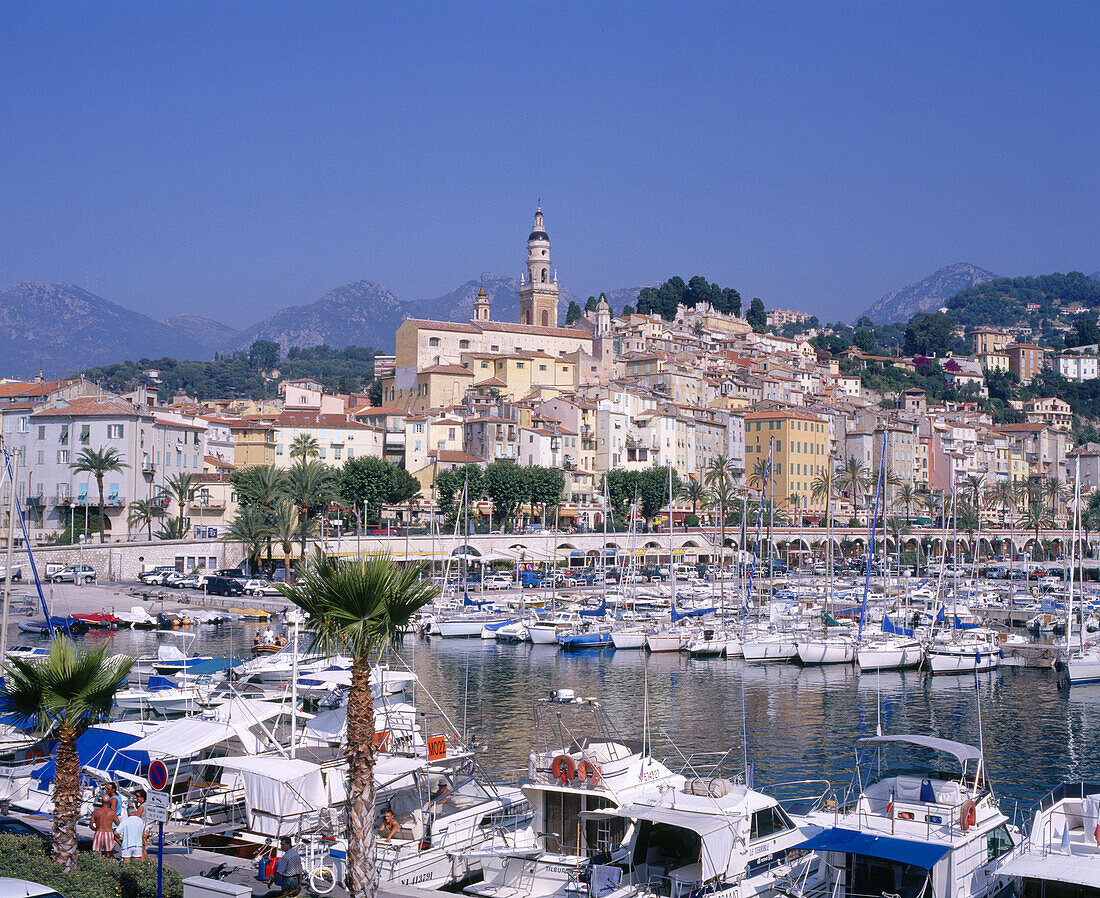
[518,205,559,327]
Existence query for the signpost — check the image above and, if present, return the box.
[148,760,170,898]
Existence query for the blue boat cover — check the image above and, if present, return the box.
[799,828,950,870]
[182,657,240,675]
[147,675,177,691]
[883,614,915,637]
[35,728,149,788]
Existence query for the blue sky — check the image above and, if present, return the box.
[1,1,1097,328]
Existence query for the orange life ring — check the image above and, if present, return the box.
[898,811,914,820]
[959,799,977,832]
[27,747,43,762]
[551,754,576,784]
[577,759,602,788]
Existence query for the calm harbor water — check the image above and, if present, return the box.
[9,619,1099,819]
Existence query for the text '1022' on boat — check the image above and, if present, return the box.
[781,735,1019,898]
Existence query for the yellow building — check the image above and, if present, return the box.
[744,409,829,510]
[973,328,1012,356]
[462,351,576,401]
[382,365,475,413]
[230,420,276,467]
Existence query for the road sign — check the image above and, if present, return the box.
[148,759,169,791]
[146,790,169,824]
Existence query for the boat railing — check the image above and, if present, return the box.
[850,790,980,845]
[669,751,746,781]
[759,779,836,815]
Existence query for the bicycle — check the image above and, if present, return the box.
[301,833,342,894]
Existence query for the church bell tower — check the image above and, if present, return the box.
[518,205,559,327]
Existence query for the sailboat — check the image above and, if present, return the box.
[1063,460,1100,683]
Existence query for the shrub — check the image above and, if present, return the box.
[683,513,700,528]
[0,835,183,898]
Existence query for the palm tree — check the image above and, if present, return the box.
[956,502,981,562]
[224,506,270,573]
[989,481,1016,528]
[681,479,707,520]
[269,499,306,582]
[748,457,770,493]
[1044,476,1064,518]
[1023,497,1053,560]
[159,472,199,536]
[281,554,438,898]
[70,446,127,543]
[284,459,336,558]
[965,474,986,517]
[0,638,133,870]
[896,483,916,524]
[921,491,942,526]
[250,465,287,566]
[290,433,321,459]
[155,516,184,540]
[837,457,869,515]
[704,454,735,489]
[126,498,163,540]
[811,461,839,582]
[708,480,738,569]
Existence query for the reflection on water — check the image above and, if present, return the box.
[9,621,1097,813]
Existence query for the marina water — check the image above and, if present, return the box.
[12,618,1098,818]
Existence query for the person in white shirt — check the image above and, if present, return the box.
[116,806,147,862]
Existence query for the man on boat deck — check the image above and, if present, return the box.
[90,795,117,856]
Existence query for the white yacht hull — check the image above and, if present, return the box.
[646,632,686,652]
[527,626,560,645]
[742,637,798,663]
[438,617,507,638]
[857,639,924,671]
[1066,651,1100,684]
[928,646,999,675]
[611,630,647,649]
[796,638,855,665]
[724,637,743,658]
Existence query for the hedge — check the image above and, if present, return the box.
[0,835,183,898]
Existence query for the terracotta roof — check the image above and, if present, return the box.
[350,406,408,417]
[273,410,371,428]
[419,364,475,376]
[204,455,236,469]
[0,378,78,399]
[31,397,145,419]
[744,408,825,423]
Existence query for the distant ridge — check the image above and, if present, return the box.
[860,263,998,324]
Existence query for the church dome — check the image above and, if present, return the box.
[528,229,549,242]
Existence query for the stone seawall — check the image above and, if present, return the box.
[6,538,250,581]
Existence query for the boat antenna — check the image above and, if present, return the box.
[741,662,750,780]
[462,642,471,741]
[859,432,886,644]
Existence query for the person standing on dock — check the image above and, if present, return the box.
[90,795,117,856]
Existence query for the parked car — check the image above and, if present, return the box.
[163,571,188,588]
[483,574,513,589]
[243,579,281,596]
[204,576,244,597]
[0,878,67,898]
[48,565,96,584]
[139,566,177,585]
[214,568,246,579]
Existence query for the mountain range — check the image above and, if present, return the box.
[0,277,646,377]
[858,263,999,325]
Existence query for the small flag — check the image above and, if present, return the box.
[1093,823,1099,847]
[887,788,894,818]
[1062,823,1071,852]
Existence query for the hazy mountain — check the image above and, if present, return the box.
[234,280,406,353]
[161,314,239,353]
[404,273,524,323]
[860,263,998,324]
[0,282,212,377]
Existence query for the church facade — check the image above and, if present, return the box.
[388,208,612,408]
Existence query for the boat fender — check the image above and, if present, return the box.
[551,754,576,784]
[999,648,1004,659]
[898,811,914,820]
[959,799,977,833]
[577,759,602,788]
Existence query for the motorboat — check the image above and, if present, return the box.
[610,625,647,650]
[645,629,688,653]
[927,629,1001,675]
[793,734,1018,898]
[997,781,1100,897]
[742,631,799,663]
[796,632,856,665]
[856,634,924,671]
[465,689,680,898]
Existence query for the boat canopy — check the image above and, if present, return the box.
[613,803,746,882]
[127,717,264,757]
[203,756,332,837]
[209,697,287,726]
[856,735,982,766]
[35,727,148,788]
[800,828,950,870]
[999,852,1099,887]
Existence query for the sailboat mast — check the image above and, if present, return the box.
[1,448,20,658]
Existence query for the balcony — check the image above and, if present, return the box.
[25,497,44,508]
[191,503,226,515]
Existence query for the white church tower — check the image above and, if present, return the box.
[518,205,560,327]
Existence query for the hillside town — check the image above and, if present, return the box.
[0,209,1092,548]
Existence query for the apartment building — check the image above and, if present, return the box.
[744,409,829,511]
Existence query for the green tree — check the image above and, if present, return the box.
[528,467,565,521]
[746,298,767,333]
[386,468,421,525]
[621,304,634,317]
[159,472,199,535]
[248,339,280,372]
[637,466,680,528]
[339,456,396,529]
[224,506,269,573]
[681,479,707,518]
[565,301,583,325]
[896,483,916,525]
[584,296,599,312]
[0,638,133,870]
[853,328,876,353]
[837,457,870,513]
[126,498,163,540]
[484,460,528,529]
[434,465,484,523]
[284,459,336,557]
[269,499,304,581]
[290,433,321,459]
[903,311,958,357]
[70,446,127,543]
[280,555,437,898]
[368,379,383,407]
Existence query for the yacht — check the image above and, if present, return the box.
[466,689,680,898]
[790,735,1018,898]
[997,781,1100,897]
[927,629,1001,675]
